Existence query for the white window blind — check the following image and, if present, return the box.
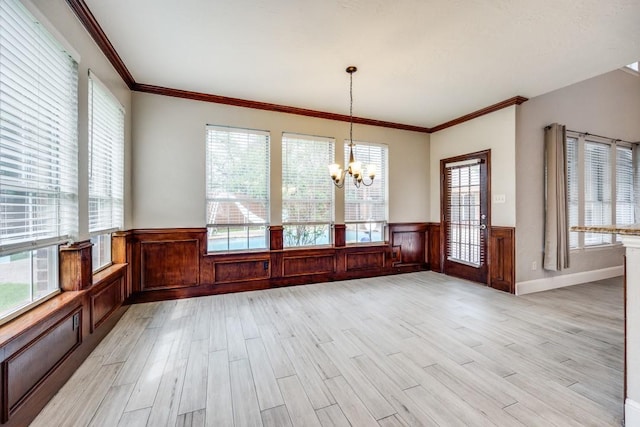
[88,71,124,234]
[616,146,634,240]
[206,125,269,251]
[567,137,579,248]
[0,0,78,254]
[344,141,387,243]
[282,133,334,247]
[584,141,611,245]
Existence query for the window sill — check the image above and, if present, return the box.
[93,263,127,287]
[205,248,269,256]
[345,241,387,247]
[570,243,624,253]
[283,244,334,251]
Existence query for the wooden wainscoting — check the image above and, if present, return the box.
[131,229,206,293]
[126,226,435,303]
[0,260,128,427]
[282,249,336,277]
[388,223,428,270]
[427,222,442,273]
[489,226,516,293]
[2,305,82,423]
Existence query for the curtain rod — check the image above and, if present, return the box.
[565,128,639,145]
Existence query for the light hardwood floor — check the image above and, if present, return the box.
[31,272,624,426]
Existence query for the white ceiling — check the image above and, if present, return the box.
[84,0,640,129]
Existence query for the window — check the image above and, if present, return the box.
[206,125,269,252]
[88,71,124,271]
[0,0,78,322]
[583,141,611,246]
[625,62,639,72]
[567,133,635,248]
[616,146,634,241]
[344,141,388,243]
[282,133,334,247]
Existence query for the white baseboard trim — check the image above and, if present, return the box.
[515,265,623,295]
[626,398,640,427]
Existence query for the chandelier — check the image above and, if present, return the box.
[328,66,376,188]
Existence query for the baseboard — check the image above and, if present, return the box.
[626,398,640,427]
[515,265,623,295]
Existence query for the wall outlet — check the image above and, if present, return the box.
[531,261,537,271]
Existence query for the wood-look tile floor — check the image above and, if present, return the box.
[32,272,624,427]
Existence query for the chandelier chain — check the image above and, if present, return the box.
[349,70,353,146]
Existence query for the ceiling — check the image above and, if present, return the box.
[83,0,640,129]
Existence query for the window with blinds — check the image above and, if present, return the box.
[0,0,78,322]
[88,72,124,271]
[282,133,334,247]
[206,125,269,252]
[584,141,611,245]
[616,146,634,241]
[344,141,388,243]
[565,132,636,248]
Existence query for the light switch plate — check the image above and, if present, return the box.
[493,194,506,204]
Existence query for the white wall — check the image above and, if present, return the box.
[429,106,517,226]
[132,92,430,229]
[516,69,640,283]
[30,0,133,236]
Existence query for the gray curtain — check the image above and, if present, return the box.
[543,123,570,271]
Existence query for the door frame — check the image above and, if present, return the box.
[439,149,491,284]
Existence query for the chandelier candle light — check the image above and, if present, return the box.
[328,66,376,188]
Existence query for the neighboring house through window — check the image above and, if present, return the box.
[0,0,78,323]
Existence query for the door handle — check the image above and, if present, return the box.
[480,224,487,230]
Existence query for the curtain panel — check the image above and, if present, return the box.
[543,123,570,271]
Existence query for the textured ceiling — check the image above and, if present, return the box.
[83,0,640,128]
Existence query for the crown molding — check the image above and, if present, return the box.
[429,96,528,133]
[65,0,135,88]
[132,83,431,133]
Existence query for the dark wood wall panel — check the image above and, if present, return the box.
[214,258,270,284]
[345,251,385,272]
[1,240,128,426]
[489,226,515,294]
[427,222,442,272]
[141,240,200,290]
[123,227,433,303]
[3,308,81,421]
[283,254,335,277]
[389,223,428,268]
[90,274,125,332]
